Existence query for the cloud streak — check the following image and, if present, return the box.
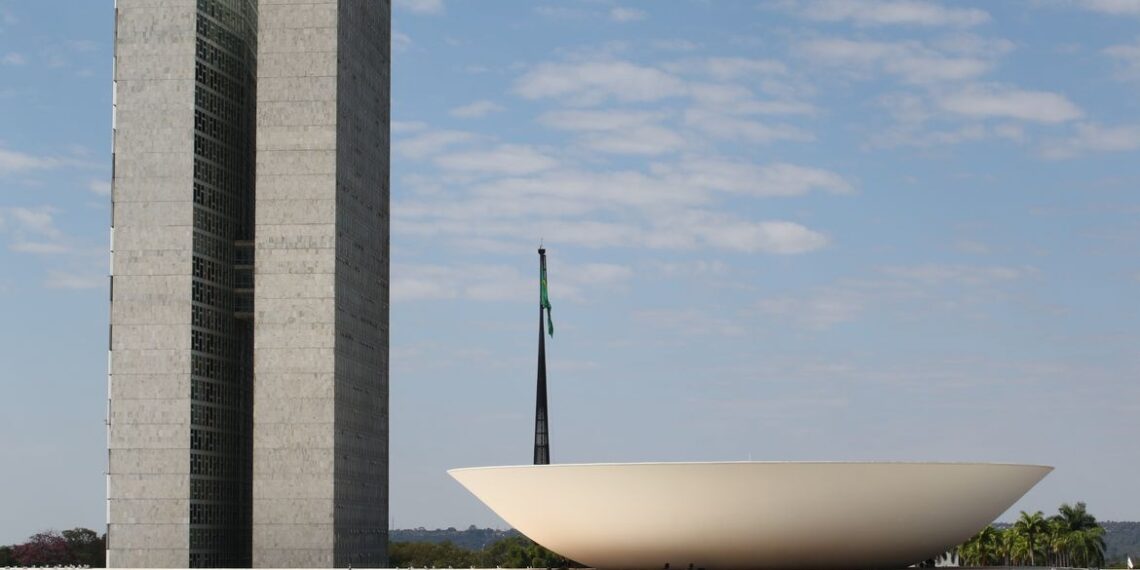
[788,0,990,27]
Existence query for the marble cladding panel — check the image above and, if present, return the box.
[107,522,189,552]
[111,499,190,526]
[107,542,188,568]
[109,473,192,500]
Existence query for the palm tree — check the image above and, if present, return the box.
[998,526,1016,566]
[1070,526,1106,568]
[954,503,1107,568]
[1013,510,1049,566]
[1053,502,1106,567]
[960,525,1002,566]
[1048,516,1069,567]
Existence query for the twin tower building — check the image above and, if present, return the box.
[108,1,390,567]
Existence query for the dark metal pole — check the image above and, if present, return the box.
[534,247,550,465]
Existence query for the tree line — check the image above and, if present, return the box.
[0,529,572,569]
[389,535,583,569]
[958,502,1107,567]
[0,528,105,568]
[3,507,1130,569]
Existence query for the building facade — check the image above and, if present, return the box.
[107,1,389,567]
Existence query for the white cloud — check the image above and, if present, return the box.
[1040,122,1140,159]
[653,158,853,197]
[683,108,814,143]
[537,110,686,155]
[867,123,1027,149]
[1104,39,1140,78]
[394,130,478,159]
[753,264,1034,330]
[394,55,847,258]
[879,264,1034,286]
[88,179,111,196]
[392,31,412,52]
[654,259,729,278]
[0,146,99,176]
[454,170,702,216]
[514,60,687,105]
[45,271,104,290]
[395,0,443,15]
[534,6,591,20]
[393,261,633,303]
[0,206,84,258]
[930,34,1015,58]
[0,148,61,175]
[583,125,687,156]
[538,109,664,132]
[667,57,787,80]
[756,289,864,330]
[9,241,71,255]
[66,40,98,53]
[391,265,462,301]
[651,39,700,52]
[685,82,756,105]
[609,7,646,22]
[696,218,828,254]
[8,206,61,238]
[954,240,992,255]
[789,0,990,27]
[449,100,505,119]
[2,52,26,66]
[391,121,428,134]
[634,308,746,336]
[734,99,819,116]
[1076,0,1140,16]
[573,263,634,286]
[937,85,1083,123]
[798,38,991,84]
[395,164,832,254]
[434,144,558,175]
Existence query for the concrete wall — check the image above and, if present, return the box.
[253,1,341,567]
[108,0,198,567]
[253,0,389,567]
[111,0,388,566]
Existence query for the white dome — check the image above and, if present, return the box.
[450,461,1051,570]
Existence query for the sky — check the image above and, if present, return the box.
[1,0,1139,543]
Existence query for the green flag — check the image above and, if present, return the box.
[540,262,553,336]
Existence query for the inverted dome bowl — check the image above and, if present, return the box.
[449,461,1051,570]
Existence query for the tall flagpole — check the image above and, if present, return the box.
[534,247,550,465]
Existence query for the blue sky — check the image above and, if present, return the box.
[1,0,1139,542]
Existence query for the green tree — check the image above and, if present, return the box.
[62,527,106,568]
[0,546,17,567]
[13,531,74,567]
[959,525,1003,566]
[1013,510,1049,566]
[389,540,477,567]
[477,536,582,569]
[1052,502,1106,568]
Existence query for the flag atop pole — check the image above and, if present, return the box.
[533,246,551,465]
[540,250,553,336]
[1127,555,1133,569]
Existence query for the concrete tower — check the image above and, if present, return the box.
[107,1,389,567]
[252,1,390,567]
